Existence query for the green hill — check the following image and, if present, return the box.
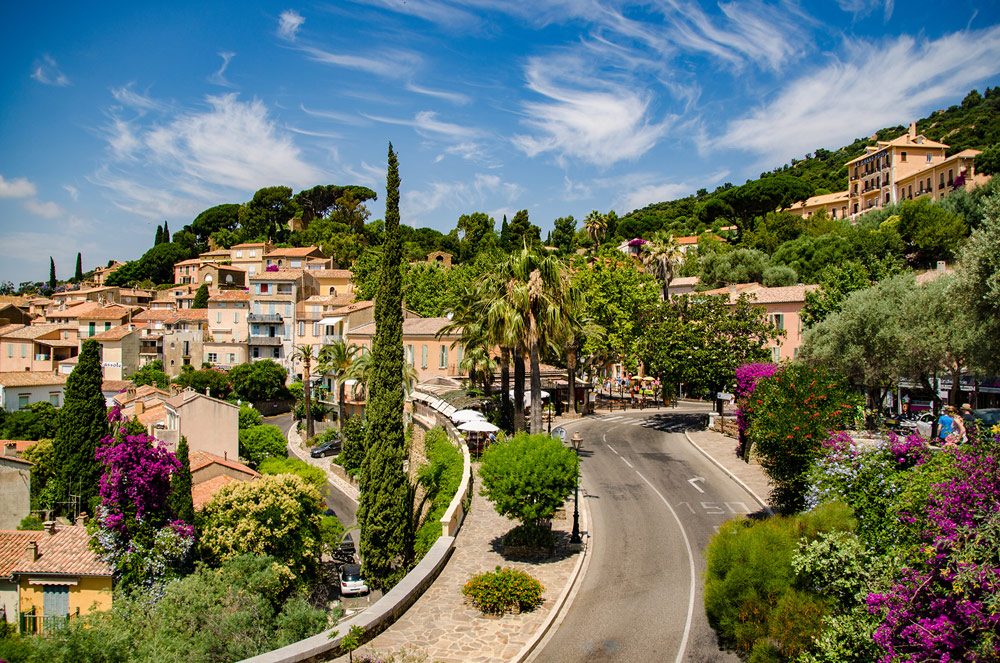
[620,86,1000,239]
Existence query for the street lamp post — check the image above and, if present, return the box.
[570,432,582,544]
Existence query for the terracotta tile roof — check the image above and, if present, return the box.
[174,258,202,266]
[309,269,353,279]
[264,246,323,258]
[133,309,177,322]
[250,269,304,281]
[35,338,79,348]
[6,525,111,577]
[0,323,25,337]
[303,294,355,306]
[670,276,700,287]
[0,531,41,577]
[2,323,74,339]
[2,439,39,454]
[231,242,269,249]
[102,380,132,394]
[91,324,144,341]
[0,371,66,387]
[350,316,452,337]
[0,295,31,306]
[208,290,250,302]
[332,300,373,315]
[0,453,33,467]
[793,190,850,208]
[701,283,818,304]
[79,305,136,321]
[192,474,241,510]
[200,249,232,257]
[165,309,209,324]
[129,402,168,426]
[114,384,169,405]
[44,302,100,320]
[165,388,238,411]
[189,450,259,478]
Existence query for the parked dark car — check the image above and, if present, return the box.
[973,408,1000,429]
[310,437,341,458]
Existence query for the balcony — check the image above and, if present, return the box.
[249,336,283,346]
[249,313,283,323]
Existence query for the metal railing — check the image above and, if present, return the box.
[20,607,79,634]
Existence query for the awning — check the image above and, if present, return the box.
[318,316,344,326]
[28,576,79,586]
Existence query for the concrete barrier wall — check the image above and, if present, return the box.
[239,391,474,663]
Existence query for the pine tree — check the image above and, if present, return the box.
[163,220,170,243]
[169,435,195,525]
[357,143,412,589]
[500,215,510,252]
[155,225,163,246]
[49,257,56,289]
[74,253,83,282]
[53,339,109,514]
[192,283,209,309]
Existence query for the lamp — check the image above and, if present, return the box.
[570,432,582,544]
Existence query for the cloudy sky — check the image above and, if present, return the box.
[2,0,998,283]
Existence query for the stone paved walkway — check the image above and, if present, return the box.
[339,485,581,663]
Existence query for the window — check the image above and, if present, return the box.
[940,173,945,189]
[439,344,448,368]
[216,312,222,324]
[234,312,239,323]
[235,250,243,258]
[285,303,291,317]
[793,347,799,360]
[207,353,218,363]
[252,347,260,358]
[21,343,26,358]
[421,344,428,369]
[948,169,954,185]
[908,185,912,199]
[927,153,932,163]
[313,323,320,337]
[268,302,276,314]
[901,151,907,162]
[260,283,269,294]
[272,348,280,358]
[18,394,29,409]
[253,301,260,314]
[773,314,784,331]
[88,322,95,336]
[49,392,59,407]
[249,250,256,257]
[43,585,70,618]
[228,353,236,363]
[249,266,255,277]
[7,343,11,358]
[298,322,305,336]
[771,346,780,362]
[407,344,414,366]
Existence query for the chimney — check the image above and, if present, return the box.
[909,122,916,139]
[75,513,87,527]
[937,260,946,272]
[134,400,144,415]
[26,541,38,562]
[42,521,56,535]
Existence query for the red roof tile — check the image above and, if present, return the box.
[5,525,111,577]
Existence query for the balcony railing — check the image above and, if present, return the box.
[34,354,51,361]
[20,607,79,634]
[248,336,283,346]
[248,313,283,323]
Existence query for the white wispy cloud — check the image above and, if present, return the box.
[345,0,478,27]
[405,83,471,105]
[208,52,237,87]
[436,142,488,162]
[512,54,672,166]
[0,175,37,198]
[298,45,421,78]
[30,54,70,86]
[111,85,169,113]
[277,10,306,41]
[63,185,78,201]
[364,110,483,141]
[836,0,894,21]
[714,26,1000,165]
[403,173,521,221]
[300,104,370,127]
[563,175,592,201]
[23,199,65,219]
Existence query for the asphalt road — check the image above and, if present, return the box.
[532,406,755,663]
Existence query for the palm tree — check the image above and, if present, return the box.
[488,242,575,433]
[343,350,418,406]
[583,210,607,249]
[317,339,359,432]
[459,346,497,394]
[642,231,683,299]
[292,344,317,440]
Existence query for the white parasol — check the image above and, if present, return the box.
[458,419,500,433]
[451,409,486,423]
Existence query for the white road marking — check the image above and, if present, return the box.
[635,470,697,663]
[688,477,706,493]
[620,457,633,468]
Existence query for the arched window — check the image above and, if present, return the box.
[329,286,337,296]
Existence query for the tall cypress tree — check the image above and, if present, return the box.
[53,339,109,514]
[192,283,209,309]
[500,215,510,252]
[155,225,163,246]
[163,220,170,243]
[169,435,195,525]
[357,143,411,589]
[49,257,56,289]
[74,253,83,282]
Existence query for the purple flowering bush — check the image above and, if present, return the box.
[734,362,780,436]
[93,407,193,591]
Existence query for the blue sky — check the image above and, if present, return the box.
[2,0,999,284]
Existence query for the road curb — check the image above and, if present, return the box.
[514,463,593,663]
[682,429,774,516]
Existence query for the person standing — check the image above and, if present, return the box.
[938,405,955,445]
[960,403,976,428]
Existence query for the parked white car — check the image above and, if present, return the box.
[339,564,369,596]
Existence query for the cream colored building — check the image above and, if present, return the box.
[311,269,354,298]
[0,372,67,411]
[77,305,137,341]
[893,149,990,203]
[263,246,326,270]
[786,190,851,220]
[154,388,239,461]
[90,324,141,381]
[0,324,78,374]
[229,242,272,279]
[348,316,465,386]
[248,270,318,372]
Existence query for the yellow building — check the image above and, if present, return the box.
[785,190,851,220]
[893,149,989,203]
[0,522,112,633]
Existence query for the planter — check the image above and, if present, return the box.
[502,544,554,560]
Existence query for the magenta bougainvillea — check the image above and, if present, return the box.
[734,362,780,436]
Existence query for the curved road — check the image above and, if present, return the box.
[532,406,756,663]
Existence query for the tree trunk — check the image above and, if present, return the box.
[338,379,345,432]
[303,356,313,440]
[500,347,511,432]
[513,348,525,433]
[950,365,961,407]
[567,345,577,414]
[529,318,543,434]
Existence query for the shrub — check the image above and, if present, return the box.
[479,432,577,527]
[258,456,327,495]
[337,416,367,476]
[413,427,464,559]
[18,514,43,530]
[743,364,861,511]
[462,566,544,615]
[238,425,288,469]
[238,403,263,430]
[501,523,556,549]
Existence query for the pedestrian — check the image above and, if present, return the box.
[938,405,955,445]
[900,402,911,420]
[950,408,967,446]
[960,403,976,429]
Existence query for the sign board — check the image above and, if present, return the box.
[717,392,734,401]
[102,362,123,369]
[551,427,567,442]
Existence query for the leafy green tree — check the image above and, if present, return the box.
[238,403,263,429]
[699,247,770,288]
[583,210,608,248]
[350,248,383,300]
[258,456,328,496]
[53,339,108,511]
[507,209,540,248]
[317,340,359,432]
[337,416,367,475]
[22,438,58,511]
[132,360,170,389]
[743,211,803,254]
[957,191,1000,367]
[173,366,232,399]
[238,186,297,242]
[402,262,450,316]
[192,283,209,309]
[189,203,240,247]
[895,197,967,267]
[456,211,495,261]
[641,293,781,398]
[107,242,193,286]
[499,214,511,251]
[169,436,195,526]
[74,252,83,282]
[770,233,854,283]
[155,224,164,246]
[358,143,413,590]
[200,474,324,584]
[238,425,287,469]
[0,401,58,440]
[800,259,899,329]
[762,264,798,286]
[551,215,577,255]
[479,432,578,527]
[716,176,814,239]
[229,360,290,402]
[973,143,1000,176]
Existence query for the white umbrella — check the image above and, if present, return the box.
[451,409,486,423]
[508,389,549,407]
[458,419,500,433]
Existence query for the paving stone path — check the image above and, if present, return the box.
[340,482,581,663]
